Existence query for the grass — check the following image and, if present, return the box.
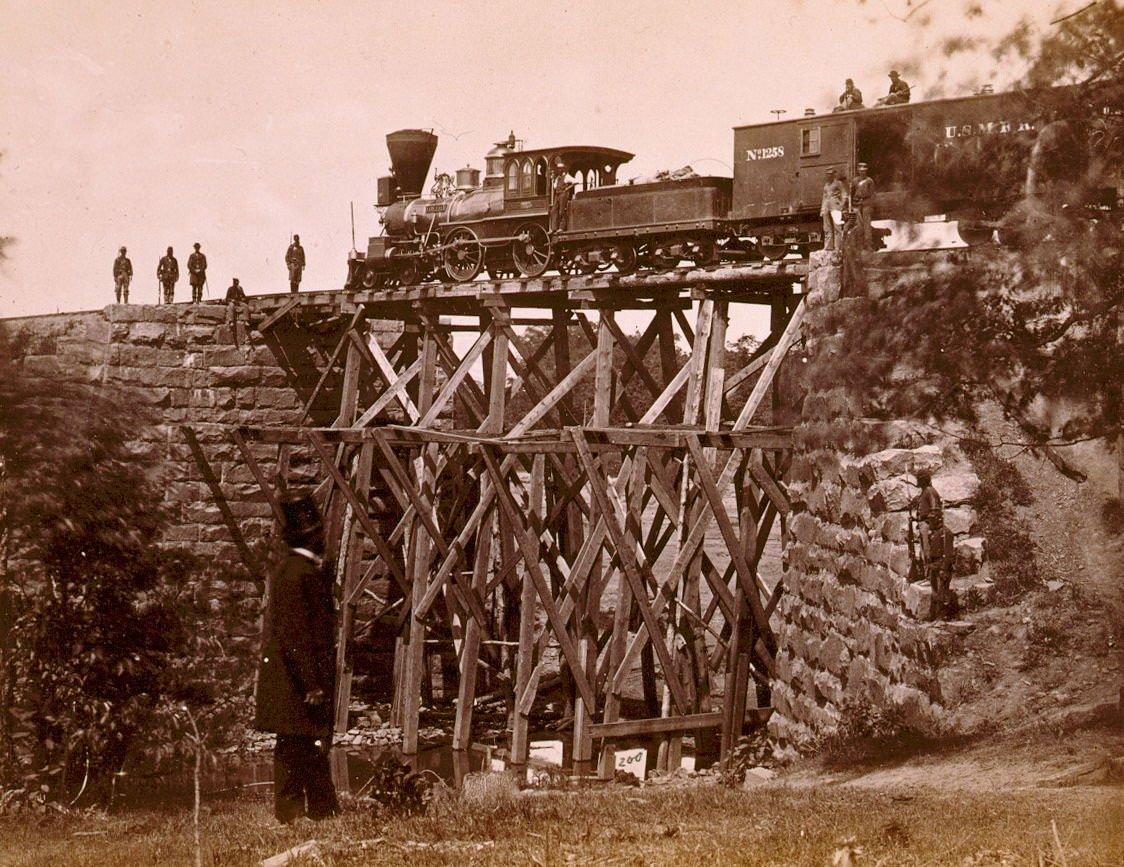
[1,781,1121,866]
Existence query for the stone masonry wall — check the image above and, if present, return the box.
[768,252,990,758]
[2,303,400,643]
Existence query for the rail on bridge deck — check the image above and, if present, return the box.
[222,259,807,780]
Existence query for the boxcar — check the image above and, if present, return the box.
[730,90,1042,249]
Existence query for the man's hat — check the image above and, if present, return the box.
[857,162,868,169]
[293,234,300,242]
[889,70,900,77]
[167,246,174,254]
[194,242,201,249]
[826,167,836,175]
[916,469,932,487]
[232,277,240,284]
[119,246,126,254]
[279,490,323,546]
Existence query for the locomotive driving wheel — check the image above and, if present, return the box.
[610,243,638,275]
[444,227,484,282]
[690,238,717,266]
[511,224,552,278]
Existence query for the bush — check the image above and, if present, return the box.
[0,329,249,806]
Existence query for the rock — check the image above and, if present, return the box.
[1045,579,1065,592]
[954,537,986,573]
[933,470,980,505]
[943,506,977,536]
[129,321,168,345]
[859,445,944,482]
[742,766,777,788]
[868,477,918,512]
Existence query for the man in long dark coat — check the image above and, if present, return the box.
[285,235,306,293]
[255,491,340,823]
[157,247,179,304]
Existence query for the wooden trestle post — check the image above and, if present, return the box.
[221,263,804,782]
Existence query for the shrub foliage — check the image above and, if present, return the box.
[0,330,249,805]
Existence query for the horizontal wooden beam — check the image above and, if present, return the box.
[589,708,772,739]
[237,424,792,451]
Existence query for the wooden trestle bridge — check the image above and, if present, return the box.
[230,261,807,776]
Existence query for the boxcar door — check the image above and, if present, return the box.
[793,119,854,211]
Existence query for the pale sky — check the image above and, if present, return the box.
[0,0,1070,337]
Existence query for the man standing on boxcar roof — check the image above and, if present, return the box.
[850,163,875,250]
[113,246,132,303]
[255,490,340,824]
[286,235,306,293]
[157,246,179,304]
[820,168,848,251]
[187,242,208,303]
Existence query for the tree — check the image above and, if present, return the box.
[830,1,1123,492]
[0,328,249,805]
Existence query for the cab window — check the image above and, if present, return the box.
[801,127,821,156]
[520,159,534,196]
[535,158,549,196]
[506,161,519,193]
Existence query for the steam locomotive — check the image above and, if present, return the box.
[345,88,1084,288]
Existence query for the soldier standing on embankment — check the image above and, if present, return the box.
[157,247,179,304]
[821,168,848,251]
[113,247,132,303]
[286,235,306,293]
[187,242,208,303]
[254,491,340,824]
[915,469,957,620]
[850,164,875,250]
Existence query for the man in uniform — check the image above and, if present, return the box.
[224,277,247,304]
[113,247,132,303]
[187,242,208,303]
[882,70,911,105]
[836,79,864,111]
[850,163,875,250]
[157,246,179,304]
[820,168,848,251]
[549,159,574,233]
[286,235,306,293]
[915,470,957,620]
[254,491,340,824]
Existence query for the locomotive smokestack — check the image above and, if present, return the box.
[386,129,438,199]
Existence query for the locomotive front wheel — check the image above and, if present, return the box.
[512,224,551,279]
[611,243,638,275]
[361,266,386,289]
[397,257,422,286]
[444,228,484,282]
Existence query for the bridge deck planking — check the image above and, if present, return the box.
[245,262,808,320]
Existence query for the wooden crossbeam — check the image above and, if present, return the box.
[255,297,300,333]
[480,447,596,711]
[572,429,690,714]
[589,709,773,739]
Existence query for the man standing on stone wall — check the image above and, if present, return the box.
[915,470,956,620]
[113,246,132,303]
[850,164,875,250]
[157,247,179,304]
[286,235,306,293]
[254,491,340,824]
[187,242,208,303]
[820,168,847,251]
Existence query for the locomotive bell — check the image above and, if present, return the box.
[455,165,481,191]
[386,129,438,199]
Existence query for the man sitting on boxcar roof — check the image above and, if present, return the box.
[880,70,911,105]
[835,79,864,111]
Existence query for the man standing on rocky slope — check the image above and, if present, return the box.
[916,470,957,620]
[254,491,340,824]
